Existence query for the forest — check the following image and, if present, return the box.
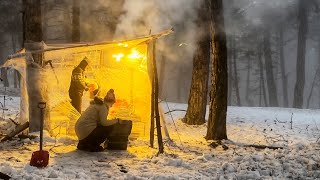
[0,0,320,179]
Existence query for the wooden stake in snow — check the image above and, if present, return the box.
[152,41,164,154]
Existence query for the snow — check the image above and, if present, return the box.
[1,99,320,179]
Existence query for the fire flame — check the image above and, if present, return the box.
[112,53,124,62]
[118,43,128,47]
[128,49,143,61]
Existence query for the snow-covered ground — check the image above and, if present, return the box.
[1,99,320,179]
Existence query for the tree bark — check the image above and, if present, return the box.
[183,1,210,125]
[263,29,279,107]
[293,0,308,109]
[258,44,268,107]
[72,0,80,42]
[278,26,288,107]
[23,0,47,132]
[11,31,20,88]
[245,57,253,106]
[307,66,319,108]
[206,0,228,140]
[232,36,241,106]
[1,68,9,87]
[23,0,42,43]
[227,36,233,105]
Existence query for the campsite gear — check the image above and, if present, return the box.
[3,29,173,142]
[105,120,132,150]
[30,102,49,168]
[1,121,29,142]
[88,82,99,98]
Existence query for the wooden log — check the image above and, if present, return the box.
[1,122,29,142]
[243,144,283,150]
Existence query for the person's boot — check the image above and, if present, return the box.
[89,146,104,152]
[77,142,91,151]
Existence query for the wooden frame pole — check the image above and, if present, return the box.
[152,41,164,153]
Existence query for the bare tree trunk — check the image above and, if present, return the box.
[258,44,268,107]
[293,0,308,109]
[278,26,288,107]
[206,0,228,140]
[64,2,72,42]
[23,0,42,44]
[24,0,46,132]
[72,0,80,42]
[1,68,9,87]
[11,31,20,88]
[232,36,241,106]
[307,66,320,108]
[263,29,279,107]
[318,40,320,108]
[245,57,252,106]
[183,1,210,125]
[227,36,233,105]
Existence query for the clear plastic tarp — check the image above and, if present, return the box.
[1,32,172,139]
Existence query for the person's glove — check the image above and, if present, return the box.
[115,118,122,124]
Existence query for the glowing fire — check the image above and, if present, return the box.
[128,49,143,61]
[118,43,128,47]
[112,48,146,70]
[112,53,124,62]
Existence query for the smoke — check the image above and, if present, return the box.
[229,0,297,27]
[114,0,198,63]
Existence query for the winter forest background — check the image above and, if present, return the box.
[0,0,320,109]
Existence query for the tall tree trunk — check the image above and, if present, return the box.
[307,66,319,108]
[24,0,46,132]
[183,1,210,125]
[318,39,320,108]
[258,44,268,107]
[293,0,308,109]
[278,26,288,107]
[11,32,20,88]
[72,0,80,42]
[245,57,252,106]
[1,68,9,87]
[206,0,228,140]
[263,29,279,107]
[232,36,241,106]
[24,0,42,44]
[227,36,233,105]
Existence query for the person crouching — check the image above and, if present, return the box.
[75,89,118,152]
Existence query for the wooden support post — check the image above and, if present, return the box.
[152,41,164,154]
[150,68,155,148]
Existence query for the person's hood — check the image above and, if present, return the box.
[90,96,104,105]
[78,59,88,70]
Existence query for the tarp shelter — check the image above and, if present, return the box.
[1,30,173,142]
